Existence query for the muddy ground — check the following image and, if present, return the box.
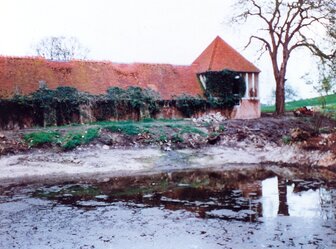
[0,165,335,249]
[0,114,336,249]
[0,115,335,185]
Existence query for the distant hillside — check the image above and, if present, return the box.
[261,94,336,113]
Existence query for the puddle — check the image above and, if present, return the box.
[32,170,336,222]
[1,168,336,248]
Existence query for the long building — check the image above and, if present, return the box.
[0,36,261,119]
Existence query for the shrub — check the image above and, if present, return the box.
[282,135,292,145]
[218,124,226,132]
[209,131,220,137]
[107,87,126,99]
[171,133,184,143]
[175,94,207,117]
[157,134,168,142]
[105,86,162,117]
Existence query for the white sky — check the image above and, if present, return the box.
[0,0,319,103]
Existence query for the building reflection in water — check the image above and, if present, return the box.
[35,172,335,222]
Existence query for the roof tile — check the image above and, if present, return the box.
[0,36,260,99]
[192,36,260,73]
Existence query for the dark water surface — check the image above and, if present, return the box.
[0,167,335,248]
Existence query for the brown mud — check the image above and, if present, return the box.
[0,166,335,249]
[1,114,336,248]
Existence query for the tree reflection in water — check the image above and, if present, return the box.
[262,176,335,220]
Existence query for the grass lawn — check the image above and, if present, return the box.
[261,94,336,113]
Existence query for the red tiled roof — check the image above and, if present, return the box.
[0,57,203,99]
[192,36,261,73]
[0,36,260,99]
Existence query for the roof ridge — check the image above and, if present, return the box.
[0,56,192,68]
[208,37,219,70]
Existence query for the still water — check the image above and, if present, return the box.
[0,168,335,248]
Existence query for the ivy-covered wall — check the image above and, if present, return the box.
[198,69,246,107]
[0,69,251,129]
[0,83,247,129]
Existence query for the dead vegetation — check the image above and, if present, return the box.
[0,132,27,155]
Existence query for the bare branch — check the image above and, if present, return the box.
[245,35,272,53]
[232,0,335,115]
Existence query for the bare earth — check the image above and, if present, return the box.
[0,115,336,184]
[0,115,335,249]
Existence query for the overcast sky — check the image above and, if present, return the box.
[0,0,319,102]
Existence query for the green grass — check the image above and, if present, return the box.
[142,118,184,123]
[261,94,336,112]
[24,128,100,150]
[23,131,60,147]
[93,120,136,126]
[99,119,208,145]
[178,126,207,137]
[61,133,84,150]
[23,118,210,150]
[83,128,100,143]
[165,124,206,136]
[104,123,143,136]
[98,119,204,138]
[282,135,292,145]
[61,128,99,150]
[171,133,184,143]
[156,134,168,142]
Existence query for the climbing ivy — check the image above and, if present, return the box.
[29,86,92,125]
[175,94,207,117]
[97,86,161,120]
[0,71,246,128]
[199,69,246,107]
[124,86,161,114]
[174,70,246,116]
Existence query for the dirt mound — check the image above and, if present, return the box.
[0,132,27,155]
[0,115,335,158]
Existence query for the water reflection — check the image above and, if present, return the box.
[32,170,336,222]
[261,177,279,218]
[262,176,336,220]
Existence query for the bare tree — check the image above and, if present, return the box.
[233,0,336,115]
[34,36,89,61]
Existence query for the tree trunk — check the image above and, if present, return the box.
[270,53,286,116]
[274,53,288,115]
[275,76,285,115]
